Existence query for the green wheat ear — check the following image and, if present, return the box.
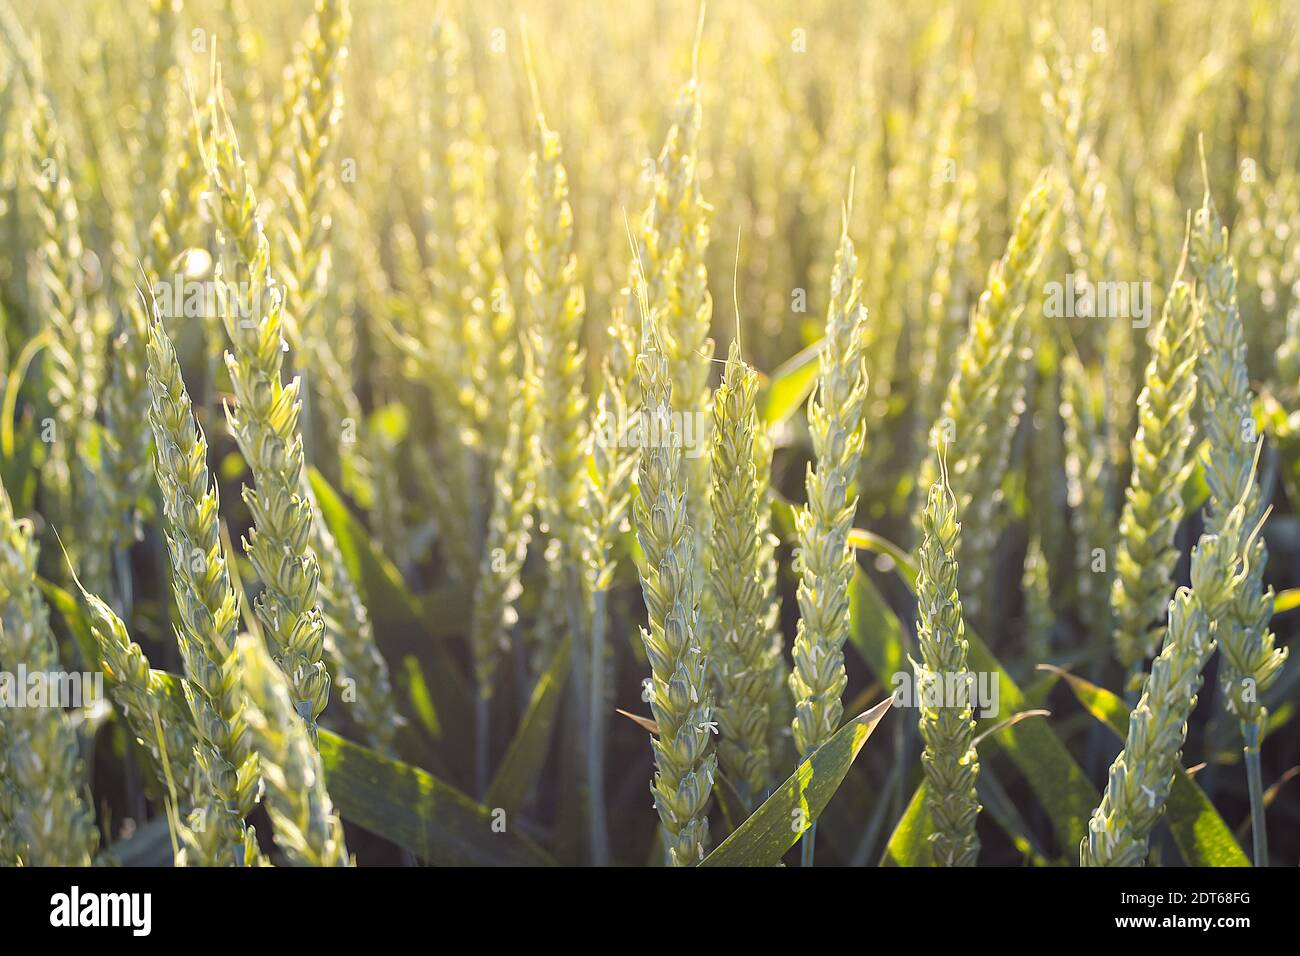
[1081,586,1214,866]
[76,577,200,806]
[629,69,715,563]
[917,172,1056,621]
[634,305,716,867]
[238,634,351,866]
[789,201,869,759]
[1188,180,1287,726]
[1081,476,1264,865]
[307,480,402,755]
[0,479,98,866]
[1111,271,1200,685]
[523,104,589,571]
[709,340,777,810]
[23,83,112,586]
[469,386,536,703]
[99,0,185,550]
[913,442,981,866]
[203,75,331,739]
[146,317,258,866]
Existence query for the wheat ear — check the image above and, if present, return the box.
[917,173,1056,619]
[1111,273,1200,684]
[913,444,981,866]
[634,307,716,866]
[709,340,776,808]
[0,480,98,865]
[1188,180,1287,725]
[1080,486,1262,865]
[238,634,350,866]
[146,318,259,866]
[789,207,869,759]
[203,79,331,738]
[78,583,200,804]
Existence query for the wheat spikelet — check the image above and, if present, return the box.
[754,427,791,768]
[587,296,640,591]
[916,72,978,439]
[135,0,181,227]
[424,12,517,461]
[1081,589,1213,866]
[306,483,401,755]
[469,394,536,701]
[1021,536,1054,663]
[279,0,349,342]
[22,89,93,509]
[276,0,368,491]
[627,66,714,555]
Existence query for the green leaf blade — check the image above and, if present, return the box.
[700,697,892,867]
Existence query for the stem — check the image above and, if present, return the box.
[513,633,531,713]
[850,760,901,866]
[891,700,905,823]
[204,336,220,440]
[562,564,591,859]
[800,821,817,867]
[113,544,134,621]
[587,587,610,866]
[1243,719,1268,867]
[474,693,490,799]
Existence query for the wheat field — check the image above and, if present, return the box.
[0,0,1297,869]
